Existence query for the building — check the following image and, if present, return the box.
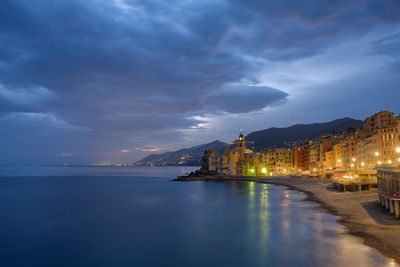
[209,133,263,176]
[201,110,400,181]
[333,143,343,169]
[294,144,310,174]
[376,166,400,218]
[322,149,335,171]
[237,154,264,176]
[309,141,321,173]
[364,111,395,133]
[262,148,293,175]
[200,149,219,174]
[378,125,396,165]
[341,132,358,169]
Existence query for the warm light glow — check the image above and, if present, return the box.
[388,160,392,164]
[337,159,341,163]
[135,147,160,152]
[352,158,356,162]
[361,162,365,166]
[120,149,129,153]
[397,147,400,153]
[375,152,379,156]
[313,168,317,172]
[351,163,354,167]
[250,168,255,173]
[378,161,382,165]
[261,168,267,174]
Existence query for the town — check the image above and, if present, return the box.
[200,110,400,217]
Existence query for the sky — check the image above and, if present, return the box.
[1,0,400,164]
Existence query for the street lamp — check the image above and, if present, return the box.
[375,152,380,167]
[361,162,365,167]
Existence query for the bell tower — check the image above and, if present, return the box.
[238,132,246,160]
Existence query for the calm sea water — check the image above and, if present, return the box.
[0,165,397,267]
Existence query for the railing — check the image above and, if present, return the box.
[332,176,377,184]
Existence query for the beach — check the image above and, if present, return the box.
[176,176,400,262]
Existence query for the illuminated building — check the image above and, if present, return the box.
[364,111,395,133]
[294,144,310,174]
[262,148,293,175]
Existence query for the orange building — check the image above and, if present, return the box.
[364,111,395,133]
[378,125,396,164]
[294,145,310,174]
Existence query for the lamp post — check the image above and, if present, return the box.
[375,152,379,167]
[351,157,357,179]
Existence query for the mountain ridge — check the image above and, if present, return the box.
[246,117,363,151]
[135,140,227,166]
[135,117,363,166]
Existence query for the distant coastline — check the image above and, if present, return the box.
[175,175,400,263]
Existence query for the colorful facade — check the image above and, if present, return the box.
[203,110,400,178]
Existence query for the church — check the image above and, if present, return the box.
[204,133,267,177]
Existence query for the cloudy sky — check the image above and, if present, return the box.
[1,0,400,164]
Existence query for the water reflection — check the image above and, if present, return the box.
[218,181,397,266]
[0,169,397,267]
[258,184,270,262]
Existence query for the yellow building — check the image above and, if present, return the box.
[262,148,293,175]
[237,154,264,176]
[321,149,335,171]
[378,125,396,165]
[218,133,262,176]
[333,143,343,169]
[341,133,358,169]
[364,134,379,167]
[309,141,321,172]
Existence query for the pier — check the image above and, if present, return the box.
[378,190,400,218]
[332,175,377,192]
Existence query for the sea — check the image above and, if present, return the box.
[0,165,397,267]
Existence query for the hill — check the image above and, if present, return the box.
[246,117,363,151]
[135,140,227,166]
[135,117,363,166]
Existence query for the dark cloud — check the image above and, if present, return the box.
[200,86,288,114]
[0,0,399,163]
[372,33,400,56]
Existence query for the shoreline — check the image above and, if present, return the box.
[175,176,400,263]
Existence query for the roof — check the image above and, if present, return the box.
[374,167,400,173]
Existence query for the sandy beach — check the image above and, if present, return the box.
[175,176,400,262]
